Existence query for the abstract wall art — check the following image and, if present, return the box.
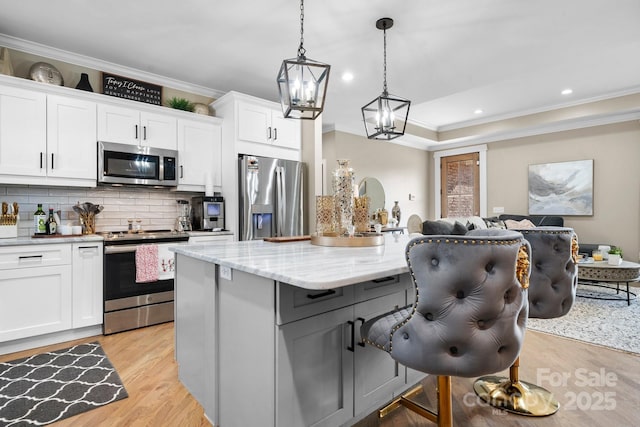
[528,159,593,215]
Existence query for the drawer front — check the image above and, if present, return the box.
[353,273,412,304]
[277,283,355,325]
[0,244,72,270]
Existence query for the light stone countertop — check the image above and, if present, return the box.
[171,234,413,290]
[0,234,104,246]
[187,230,234,237]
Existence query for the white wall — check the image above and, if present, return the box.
[322,130,430,227]
[484,120,640,262]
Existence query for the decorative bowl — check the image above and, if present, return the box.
[29,62,64,86]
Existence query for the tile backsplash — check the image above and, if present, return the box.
[0,185,202,237]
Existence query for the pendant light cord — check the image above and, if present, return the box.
[298,0,306,58]
[382,22,388,95]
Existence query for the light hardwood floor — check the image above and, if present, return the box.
[2,323,639,426]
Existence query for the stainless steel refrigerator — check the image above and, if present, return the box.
[238,154,304,240]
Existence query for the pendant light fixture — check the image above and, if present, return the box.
[277,0,330,120]
[361,18,411,140]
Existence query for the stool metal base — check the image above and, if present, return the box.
[379,376,453,427]
[473,375,559,416]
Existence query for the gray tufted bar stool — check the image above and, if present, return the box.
[474,226,579,417]
[360,229,531,427]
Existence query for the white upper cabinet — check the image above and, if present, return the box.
[177,117,222,191]
[237,101,300,150]
[0,85,47,177]
[97,103,177,150]
[0,85,96,186]
[47,95,97,181]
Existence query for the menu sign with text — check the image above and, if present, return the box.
[102,72,162,105]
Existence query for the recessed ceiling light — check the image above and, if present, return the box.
[341,72,354,82]
[561,88,573,95]
[474,109,483,114]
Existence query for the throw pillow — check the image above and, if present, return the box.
[422,220,468,235]
[504,219,536,229]
[483,217,507,229]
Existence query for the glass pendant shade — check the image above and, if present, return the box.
[361,92,410,140]
[277,55,330,120]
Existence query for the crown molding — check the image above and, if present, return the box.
[432,108,640,151]
[437,86,640,132]
[0,33,226,99]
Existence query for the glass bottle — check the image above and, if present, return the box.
[34,203,47,235]
[392,201,401,224]
[332,159,355,235]
[46,208,57,235]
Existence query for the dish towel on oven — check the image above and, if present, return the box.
[135,244,159,283]
[157,244,175,281]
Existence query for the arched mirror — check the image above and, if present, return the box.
[358,177,385,212]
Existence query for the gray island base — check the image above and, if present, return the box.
[172,234,426,427]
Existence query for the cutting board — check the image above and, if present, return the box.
[263,235,311,243]
[32,234,84,238]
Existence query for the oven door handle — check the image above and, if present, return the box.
[104,244,139,254]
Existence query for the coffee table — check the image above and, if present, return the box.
[577,259,640,305]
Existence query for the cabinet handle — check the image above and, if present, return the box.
[143,126,147,140]
[51,153,54,169]
[306,289,336,300]
[267,126,272,140]
[273,128,278,141]
[19,255,43,260]
[135,124,139,139]
[356,317,366,347]
[40,152,43,169]
[180,165,184,179]
[347,320,355,352]
[372,276,396,284]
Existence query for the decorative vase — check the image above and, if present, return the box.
[332,159,355,235]
[391,201,401,224]
[379,208,389,226]
[608,254,622,266]
[75,73,93,92]
[315,195,336,235]
[354,196,370,233]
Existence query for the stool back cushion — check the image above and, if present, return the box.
[516,227,578,319]
[389,230,530,377]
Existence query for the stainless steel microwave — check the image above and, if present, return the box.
[98,141,178,187]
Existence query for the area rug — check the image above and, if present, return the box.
[0,342,127,426]
[527,283,639,354]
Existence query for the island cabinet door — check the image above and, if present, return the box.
[277,306,355,427]
[353,290,407,415]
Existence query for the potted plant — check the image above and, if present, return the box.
[166,97,194,112]
[608,247,623,265]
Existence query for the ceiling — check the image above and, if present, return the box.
[1,0,639,148]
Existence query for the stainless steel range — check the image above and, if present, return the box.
[101,230,189,335]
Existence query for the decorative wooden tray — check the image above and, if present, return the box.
[263,235,311,243]
[310,233,384,247]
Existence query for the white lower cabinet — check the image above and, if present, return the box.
[71,242,103,328]
[0,242,104,350]
[0,245,72,342]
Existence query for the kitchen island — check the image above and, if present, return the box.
[171,234,424,427]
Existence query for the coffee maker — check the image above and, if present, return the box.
[176,199,192,232]
[192,195,225,230]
